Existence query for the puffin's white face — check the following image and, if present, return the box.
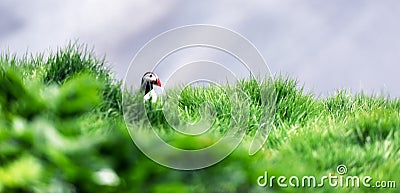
[143,72,162,87]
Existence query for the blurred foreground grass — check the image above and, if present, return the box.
[0,43,399,193]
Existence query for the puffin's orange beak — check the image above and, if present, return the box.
[155,78,161,87]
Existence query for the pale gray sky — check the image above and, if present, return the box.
[1,0,399,97]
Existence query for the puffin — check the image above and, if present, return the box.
[141,72,162,103]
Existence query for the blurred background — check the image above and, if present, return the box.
[1,0,399,97]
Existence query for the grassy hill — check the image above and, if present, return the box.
[0,43,399,193]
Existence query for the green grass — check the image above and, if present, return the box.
[1,42,122,117]
[0,43,399,193]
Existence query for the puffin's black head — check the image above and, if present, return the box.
[141,72,161,94]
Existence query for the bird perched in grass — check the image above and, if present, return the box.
[141,72,162,103]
